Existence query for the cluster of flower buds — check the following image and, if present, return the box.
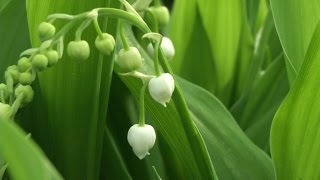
[32,22,60,72]
[0,8,120,170]
[0,0,175,161]
[0,22,59,121]
[66,10,116,61]
[0,21,63,121]
[66,34,115,62]
[2,57,35,110]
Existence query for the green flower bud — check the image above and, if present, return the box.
[95,33,115,56]
[44,50,59,67]
[117,47,142,72]
[19,72,33,85]
[67,40,90,61]
[38,22,56,41]
[0,83,9,100]
[6,65,20,84]
[32,54,48,72]
[0,103,12,120]
[14,85,34,106]
[149,6,170,27]
[17,57,32,72]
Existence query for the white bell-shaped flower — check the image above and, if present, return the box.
[147,37,175,60]
[148,73,175,107]
[127,124,156,160]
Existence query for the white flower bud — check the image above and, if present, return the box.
[147,37,175,60]
[127,124,156,160]
[148,73,175,107]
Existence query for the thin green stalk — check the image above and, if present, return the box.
[10,93,24,120]
[138,82,148,126]
[4,73,14,105]
[75,19,92,41]
[97,8,151,33]
[50,13,88,43]
[93,17,104,39]
[144,10,158,33]
[47,14,74,21]
[154,0,161,6]
[50,8,151,45]
[153,42,161,76]
[120,22,129,50]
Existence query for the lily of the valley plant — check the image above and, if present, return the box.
[1,0,320,180]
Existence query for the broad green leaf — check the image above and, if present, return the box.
[179,78,275,179]
[0,0,30,82]
[245,0,260,30]
[100,126,132,180]
[271,21,320,179]
[26,0,119,179]
[253,0,267,35]
[267,27,283,63]
[169,0,197,74]
[270,0,320,82]
[230,12,288,152]
[196,0,242,105]
[246,0,267,35]
[0,0,10,11]
[232,3,254,100]
[0,164,7,180]
[0,119,62,180]
[231,54,288,152]
[170,7,216,94]
[239,11,275,97]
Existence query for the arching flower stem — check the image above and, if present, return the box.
[138,82,148,126]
